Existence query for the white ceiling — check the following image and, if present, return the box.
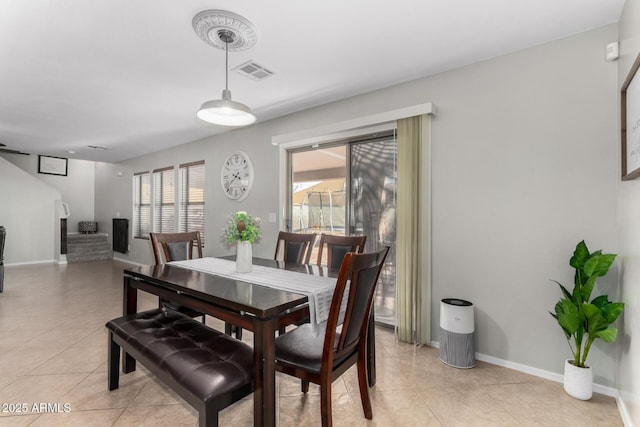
[0,0,625,163]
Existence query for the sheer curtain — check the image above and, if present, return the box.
[396,115,431,345]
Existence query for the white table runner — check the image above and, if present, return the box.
[169,257,339,329]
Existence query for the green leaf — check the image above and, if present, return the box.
[584,254,616,278]
[549,312,570,339]
[570,241,590,270]
[580,275,597,303]
[603,303,624,324]
[575,323,584,347]
[583,303,609,334]
[555,299,581,336]
[573,281,584,305]
[593,327,618,343]
[591,295,608,308]
[590,296,624,323]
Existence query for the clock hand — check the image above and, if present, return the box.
[224,172,242,189]
[225,176,238,189]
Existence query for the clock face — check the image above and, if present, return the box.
[221,151,254,201]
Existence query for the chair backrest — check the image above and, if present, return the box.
[323,246,389,366]
[149,231,203,265]
[274,231,317,264]
[316,234,367,271]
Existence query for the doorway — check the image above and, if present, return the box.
[286,131,397,325]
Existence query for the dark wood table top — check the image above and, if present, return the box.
[124,257,322,319]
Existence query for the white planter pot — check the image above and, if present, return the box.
[563,359,592,400]
[236,241,252,273]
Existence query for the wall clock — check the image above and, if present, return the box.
[221,151,254,201]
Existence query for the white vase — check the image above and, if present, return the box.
[236,241,252,273]
[563,359,592,400]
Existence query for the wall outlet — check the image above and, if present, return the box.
[268,212,276,223]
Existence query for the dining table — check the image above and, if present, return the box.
[120,256,376,427]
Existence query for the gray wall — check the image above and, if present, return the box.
[617,0,640,423]
[0,157,61,263]
[1,154,95,233]
[96,126,282,265]
[96,24,621,388]
[428,26,619,384]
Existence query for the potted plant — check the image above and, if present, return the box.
[550,240,624,400]
[222,211,261,273]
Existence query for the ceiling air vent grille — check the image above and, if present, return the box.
[233,60,274,81]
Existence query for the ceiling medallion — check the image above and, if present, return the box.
[192,10,257,51]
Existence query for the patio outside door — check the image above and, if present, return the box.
[286,132,397,326]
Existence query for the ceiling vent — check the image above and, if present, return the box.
[233,60,274,81]
[88,145,109,150]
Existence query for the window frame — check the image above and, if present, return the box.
[179,161,206,245]
[132,171,151,239]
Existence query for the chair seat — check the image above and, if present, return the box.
[275,323,347,373]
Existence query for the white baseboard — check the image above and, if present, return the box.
[430,340,618,398]
[5,259,54,267]
[617,396,635,427]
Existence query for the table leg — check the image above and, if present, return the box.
[122,276,137,373]
[367,313,376,387]
[253,318,277,427]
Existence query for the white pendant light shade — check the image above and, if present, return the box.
[192,11,258,128]
[197,89,256,126]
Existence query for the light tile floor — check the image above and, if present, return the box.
[0,260,623,426]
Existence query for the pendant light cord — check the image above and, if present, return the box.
[225,38,229,91]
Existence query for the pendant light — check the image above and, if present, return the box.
[196,29,256,126]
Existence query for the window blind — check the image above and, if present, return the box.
[133,171,151,239]
[179,161,205,245]
[153,167,175,233]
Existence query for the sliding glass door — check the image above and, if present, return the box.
[286,131,397,325]
[349,136,397,325]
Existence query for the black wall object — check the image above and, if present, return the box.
[0,226,5,293]
[113,219,129,254]
[60,219,67,255]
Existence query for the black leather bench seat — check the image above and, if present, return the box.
[106,308,254,427]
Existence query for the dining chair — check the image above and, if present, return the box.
[273,231,317,264]
[149,231,203,265]
[149,232,207,324]
[273,231,317,335]
[316,233,367,271]
[275,246,390,427]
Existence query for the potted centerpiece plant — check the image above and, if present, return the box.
[223,211,261,273]
[550,240,624,400]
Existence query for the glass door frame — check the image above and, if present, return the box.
[284,140,350,233]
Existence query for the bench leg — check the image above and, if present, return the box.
[108,332,120,391]
[201,406,219,427]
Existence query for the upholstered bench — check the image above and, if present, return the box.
[106,308,254,427]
